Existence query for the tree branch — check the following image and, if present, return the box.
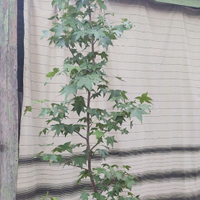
[64,162,88,171]
[91,141,100,151]
[68,45,81,66]
[74,131,87,140]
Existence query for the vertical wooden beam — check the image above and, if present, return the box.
[0,0,18,199]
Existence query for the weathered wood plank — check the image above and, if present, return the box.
[0,0,18,199]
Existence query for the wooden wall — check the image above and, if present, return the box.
[0,0,18,199]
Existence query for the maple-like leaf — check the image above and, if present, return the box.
[92,130,105,139]
[130,108,147,122]
[72,96,86,115]
[80,192,89,200]
[60,84,77,99]
[136,92,153,104]
[105,136,117,147]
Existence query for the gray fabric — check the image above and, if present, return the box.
[154,0,200,8]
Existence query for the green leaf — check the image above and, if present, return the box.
[80,192,90,200]
[97,149,109,160]
[41,30,49,39]
[108,89,123,101]
[72,96,86,115]
[77,117,87,123]
[126,179,136,190]
[133,195,140,200]
[39,108,51,118]
[122,18,133,30]
[139,103,151,112]
[99,52,108,61]
[46,72,55,78]
[42,154,64,165]
[46,68,59,78]
[72,156,87,168]
[35,151,44,158]
[39,128,49,136]
[92,130,105,139]
[77,76,93,90]
[52,142,71,153]
[39,143,54,147]
[60,84,77,99]
[94,167,106,175]
[77,74,102,91]
[111,112,125,125]
[97,0,107,10]
[51,123,65,135]
[50,103,68,117]
[42,192,50,200]
[53,142,82,154]
[116,76,125,82]
[111,164,118,169]
[121,128,129,135]
[92,193,106,200]
[33,99,48,104]
[87,29,100,39]
[50,23,63,38]
[136,92,153,104]
[56,38,65,47]
[102,163,110,168]
[24,105,32,115]
[112,29,123,37]
[123,165,131,170]
[62,63,81,75]
[115,171,123,180]
[121,91,128,100]
[97,84,108,97]
[105,136,117,147]
[130,108,147,122]
[64,124,85,136]
[106,120,120,132]
[52,0,65,10]
[99,36,113,49]
[77,170,90,184]
[48,15,57,20]
[74,31,85,40]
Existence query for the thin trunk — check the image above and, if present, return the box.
[86,90,97,193]
[86,5,97,193]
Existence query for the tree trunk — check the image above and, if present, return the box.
[0,0,18,199]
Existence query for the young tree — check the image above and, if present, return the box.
[26,0,152,199]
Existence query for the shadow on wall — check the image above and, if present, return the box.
[17,0,24,142]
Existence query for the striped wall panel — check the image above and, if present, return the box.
[17,0,200,199]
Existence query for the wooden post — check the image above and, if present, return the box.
[0,0,18,199]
